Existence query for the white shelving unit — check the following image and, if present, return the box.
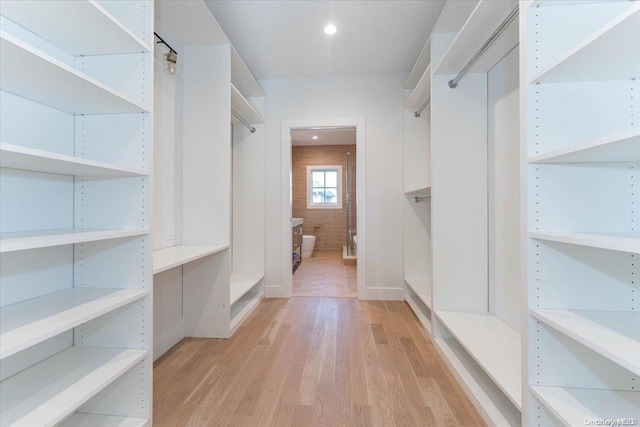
[433,0,518,76]
[530,231,640,254]
[61,414,148,427]
[531,309,640,376]
[528,128,640,164]
[523,1,640,424]
[230,274,264,306]
[0,347,147,426]
[436,311,521,409]
[403,34,433,337]
[153,245,229,274]
[0,1,153,424]
[1,228,149,253]
[530,386,640,427]
[151,1,265,360]
[1,288,146,359]
[0,33,147,115]
[0,143,149,177]
[427,1,522,425]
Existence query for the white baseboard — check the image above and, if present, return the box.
[264,285,291,298]
[153,319,185,361]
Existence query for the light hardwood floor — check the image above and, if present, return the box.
[153,297,486,426]
[293,252,357,298]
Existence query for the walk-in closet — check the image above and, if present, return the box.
[0,0,637,425]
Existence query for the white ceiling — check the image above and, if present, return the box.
[204,1,446,80]
[291,128,356,146]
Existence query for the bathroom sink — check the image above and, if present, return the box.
[292,218,304,228]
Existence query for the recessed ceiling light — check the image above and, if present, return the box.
[312,135,319,140]
[324,24,337,35]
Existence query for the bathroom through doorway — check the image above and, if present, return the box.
[281,120,366,299]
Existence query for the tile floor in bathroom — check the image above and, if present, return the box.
[293,252,356,298]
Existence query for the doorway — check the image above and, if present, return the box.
[290,128,356,297]
[281,119,366,299]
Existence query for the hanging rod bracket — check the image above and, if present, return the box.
[448,6,519,89]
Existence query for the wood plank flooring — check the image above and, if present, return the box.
[293,252,357,298]
[153,297,486,426]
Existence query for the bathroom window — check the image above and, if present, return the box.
[307,165,342,209]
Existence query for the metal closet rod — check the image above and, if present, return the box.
[231,109,256,133]
[154,32,177,55]
[413,196,430,203]
[414,96,431,118]
[448,6,519,89]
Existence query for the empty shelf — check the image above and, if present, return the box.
[231,83,264,125]
[230,274,264,305]
[60,414,148,427]
[530,5,640,83]
[0,143,149,177]
[528,128,640,163]
[0,32,148,115]
[404,185,431,196]
[404,277,431,309]
[405,64,432,109]
[531,309,640,376]
[230,289,264,334]
[0,228,149,253]
[1,287,147,359]
[434,337,522,427]
[435,310,522,409]
[0,0,149,55]
[530,386,640,426]
[0,346,147,427]
[434,0,518,75]
[153,245,229,274]
[530,231,640,254]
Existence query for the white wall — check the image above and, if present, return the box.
[262,72,406,299]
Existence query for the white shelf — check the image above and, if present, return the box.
[435,310,522,409]
[0,32,149,115]
[0,228,149,253]
[530,386,640,426]
[531,309,640,376]
[405,64,432,109]
[0,0,150,55]
[404,185,431,196]
[433,0,518,75]
[530,5,640,83]
[153,245,229,274]
[230,273,264,305]
[404,277,431,309]
[231,83,264,125]
[433,338,522,426]
[530,231,640,254]
[60,414,148,427]
[405,290,432,334]
[230,290,264,334]
[0,346,147,427]
[0,143,149,177]
[0,288,147,360]
[528,128,640,163]
[230,47,264,98]
[404,37,431,89]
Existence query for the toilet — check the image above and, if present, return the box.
[302,235,316,258]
